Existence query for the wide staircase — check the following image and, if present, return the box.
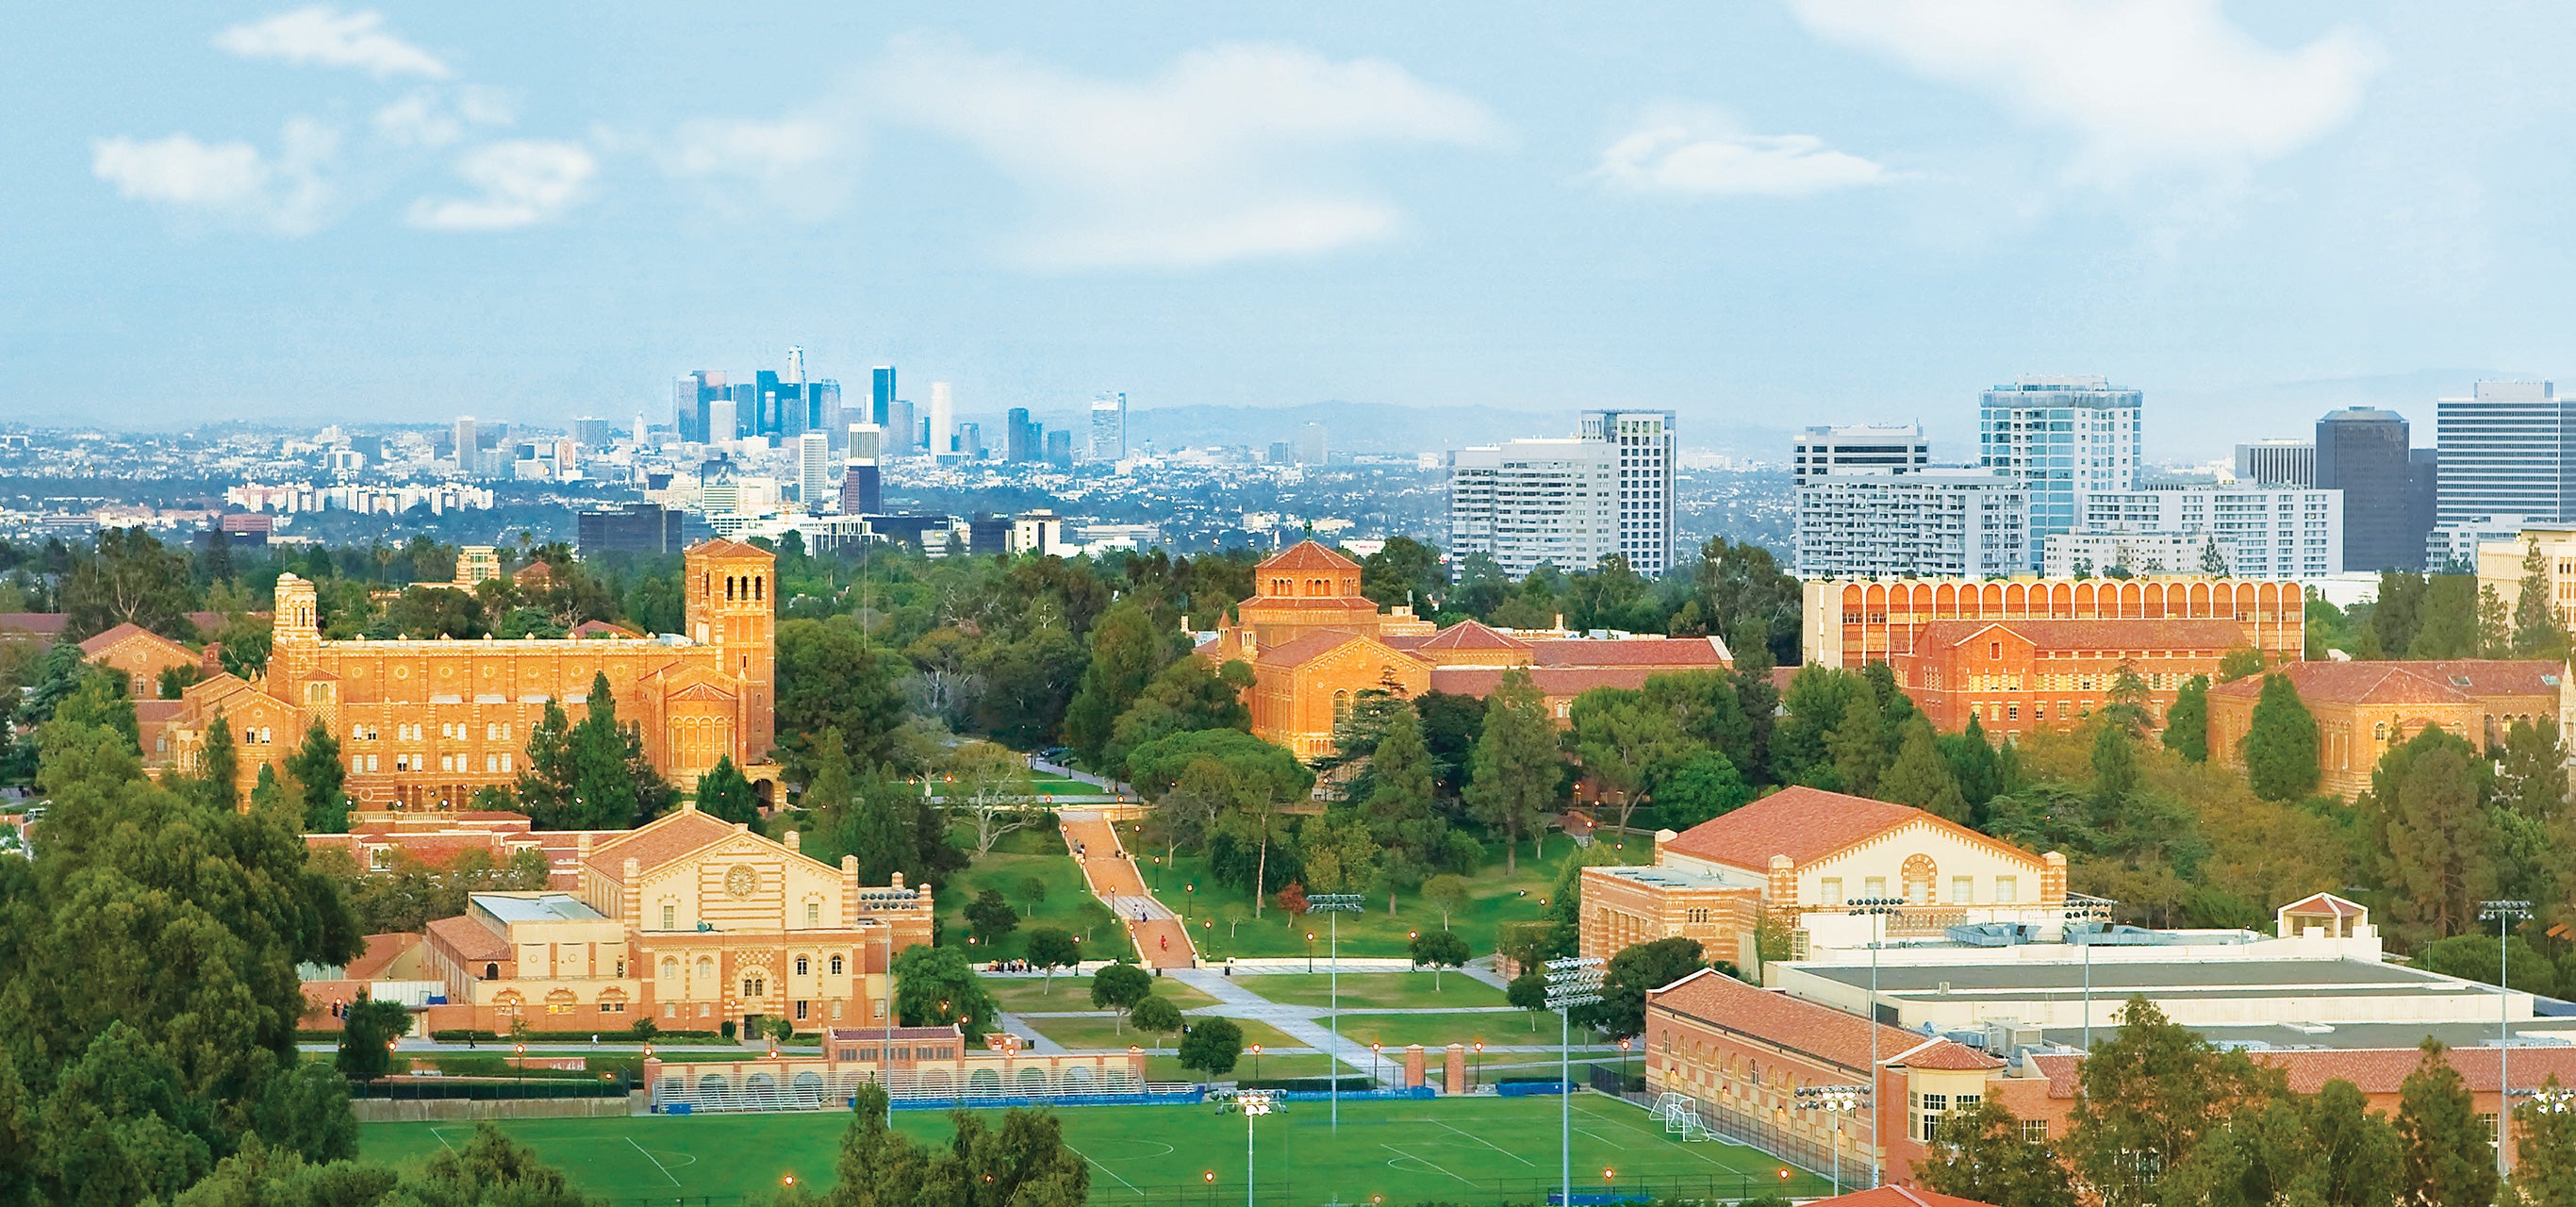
[1060,812,1198,968]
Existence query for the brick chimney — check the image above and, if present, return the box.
[784,829,801,852]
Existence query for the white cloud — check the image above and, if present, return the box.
[91,118,339,235]
[215,6,449,79]
[869,37,1502,269]
[1792,0,2381,183]
[373,85,514,148]
[659,115,850,221]
[405,140,596,231]
[1594,109,1898,197]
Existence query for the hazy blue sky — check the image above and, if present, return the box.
[7,3,2572,457]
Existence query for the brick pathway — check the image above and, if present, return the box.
[1060,812,1198,968]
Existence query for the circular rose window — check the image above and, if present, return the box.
[725,864,757,899]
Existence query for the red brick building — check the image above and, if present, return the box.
[1886,617,2246,736]
[2206,659,2566,798]
[1802,577,2304,670]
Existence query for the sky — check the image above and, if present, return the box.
[6,2,2574,459]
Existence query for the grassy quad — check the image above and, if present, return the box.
[1138,837,1653,962]
[1232,972,1510,1011]
[357,1096,1828,1204]
[1306,1011,1595,1051]
[1014,1014,1307,1055]
[933,828,1108,963]
[979,975,1216,1015]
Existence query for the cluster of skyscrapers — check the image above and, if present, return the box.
[1444,409,1678,579]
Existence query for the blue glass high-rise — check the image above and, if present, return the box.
[1978,376,2143,569]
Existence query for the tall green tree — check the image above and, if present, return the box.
[2370,729,2498,940]
[1939,714,2005,819]
[1176,1017,1244,1080]
[1913,1100,2078,1207]
[2242,673,2321,802]
[2062,998,2276,1207]
[514,700,574,824]
[196,712,239,813]
[2408,575,2482,658]
[1359,704,1448,905]
[2517,1076,2576,1207]
[2396,1039,2497,1207]
[1879,717,1968,821]
[561,672,641,830]
[1463,668,1559,872]
[774,615,906,781]
[2516,537,2572,660]
[286,719,349,834]
[2089,721,2138,809]
[2162,674,2210,763]
[1359,537,1445,611]
[61,528,199,641]
[1566,686,1690,835]
[1577,937,1704,1037]
[335,995,411,1083]
[694,755,761,826]
[1063,599,1177,769]
[1770,664,1858,787]
[1825,679,1887,797]
[891,945,995,1040]
[2372,571,2429,655]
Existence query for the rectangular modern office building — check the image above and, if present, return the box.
[2437,380,2576,525]
[1447,438,1618,578]
[2315,406,2435,572]
[1792,423,1930,487]
[2067,486,2343,579]
[1579,409,1679,575]
[1794,469,2029,579]
[2234,439,2315,487]
[1978,375,2143,567]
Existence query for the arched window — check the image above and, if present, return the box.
[829,955,844,976]
[795,956,810,977]
[754,575,764,600]
[1332,690,1351,723]
[483,963,499,981]
[661,957,679,981]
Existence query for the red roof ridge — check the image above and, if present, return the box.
[1256,539,1363,573]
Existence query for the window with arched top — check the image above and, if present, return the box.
[795,955,810,977]
[661,957,679,981]
[829,955,844,976]
[483,963,499,981]
[1332,690,1351,723]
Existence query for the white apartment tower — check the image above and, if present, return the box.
[2065,487,2343,579]
[2436,379,2576,524]
[928,382,955,457]
[1579,409,1678,575]
[1794,469,2029,579]
[1447,438,1619,578]
[796,433,833,506]
[1792,423,1930,486]
[1088,391,1129,462]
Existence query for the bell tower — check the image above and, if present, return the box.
[684,539,777,760]
[271,571,321,685]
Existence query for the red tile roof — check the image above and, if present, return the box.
[1529,637,1730,668]
[425,914,508,962]
[1913,618,2245,653]
[1417,620,1529,653]
[1256,539,1362,572]
[344,932,422,980]
[690,537,773,559]
[1660,785,1936,870]
[584,808,746,877]
[2205,659,2562,707]
[1650,968,1928,1075]
[2021,1045,2576,1100]
[0,613,69,637]
[1808,1188,2006,1207]
[79,621,196,656]
[1891,1040,2005,1071]
[1427,666,1677,698]
[2281,892,2367,918]
[1252,629,1387,670]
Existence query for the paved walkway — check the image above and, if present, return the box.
[1060,812,1197,968]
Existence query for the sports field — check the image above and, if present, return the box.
[359,1095,1832,1205]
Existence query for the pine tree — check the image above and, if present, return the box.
[2162,674,2210,763]
[1825,681,1886,797]
[2374,730,2498,939]
[1879,718,1968,821]
[514,700,574,825]
[695,755,761,826]
[1939,714,2003,817]
[1360,704,1444,905]
[247,762,291,821]
[2516,537,2571,660]
[2397,1039,2498,1207]
[2516,1075,2576,1207]
[801,725,854,815]
[1464,668,1558,872]
[2090,722,2138,808]
[2243,673,2320,801]
[286,719,348,834]
[566,672,640,829]
[2408,576,2480,658]
[197,712,239,813]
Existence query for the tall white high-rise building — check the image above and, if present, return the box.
[2437,379,2576,524]
[1792,423,1930,487]
[797,433,833,505]
[929,382,954,456]
[784,345,805,386]
[1447,438,1619,578]
[707,397,738,444]
[1979,375,2143,566]
[452,417,478,474]
[1296,422,1328,465]
[1795,469,2029,579]
[1088,391,1129,462]
[840,423,883,515]
[1579,409,1678,575]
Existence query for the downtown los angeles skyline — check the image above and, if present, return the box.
[7,3,2576,455]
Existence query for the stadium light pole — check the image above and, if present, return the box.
[1241,1089,1275,1207]
[1797,1083,1868,1196]
[2485,899,2533,1179]
[1310,893,1364,1131]
[1848,896,1904,1189]
[2064,896,2115,1055]
[1546,955,1605,1207]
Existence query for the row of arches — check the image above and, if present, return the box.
[1837,578,2301,622]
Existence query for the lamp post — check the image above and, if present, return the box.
[1185,883,1195,922]
[1797,1083,1869,1196]
[1372,1041,1383,1086]
[1240,1089,1275,1207]
[2485,898,2534,1179]
[1546,955,1606,1207]
[1310,893,1364,1131]
[1847,896,1904,1189]
[1619,1036,1632,1092]
[1250,1044,1262,1083]
[1306,932,1315,974]
[1473,1039,1483,1092]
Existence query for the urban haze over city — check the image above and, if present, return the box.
[7,6,2576,1207]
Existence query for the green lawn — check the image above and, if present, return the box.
[1233,972,1509,1011]
[980,974,1215,1015]
[1018,1014,1306,1054]
[1149,838,1651,961]
[358,1095,1827,1204]
[1312,1011,1580,1050]
[934,827,1112,963]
